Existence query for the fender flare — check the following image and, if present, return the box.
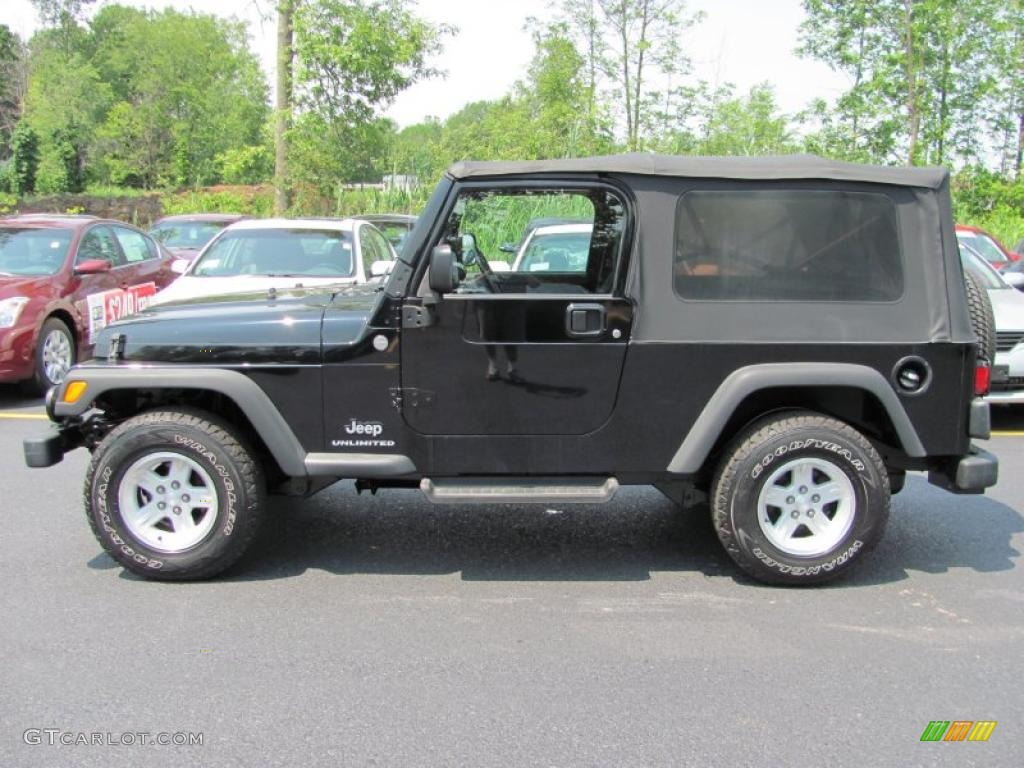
[52,366,415,479]
[666,363,926,474]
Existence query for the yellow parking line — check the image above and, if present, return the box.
[991,430,1024,436]
[0,412,48,420]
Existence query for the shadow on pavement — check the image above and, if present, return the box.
[992,405,1024,431]
[0,383,42,410]
[93,477,1021,586]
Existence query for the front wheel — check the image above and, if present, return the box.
[30,317,76,394]
[84,408,266,580]
[711,411,890,585]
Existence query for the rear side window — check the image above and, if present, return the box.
[113,226,153,263]
[674,189,903,302]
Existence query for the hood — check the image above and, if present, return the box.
[988,287,1024,332]
[165,246,201,261]
[95,285,374,366]
[0,274,59,300]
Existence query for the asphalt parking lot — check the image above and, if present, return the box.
[0,384,1020,768]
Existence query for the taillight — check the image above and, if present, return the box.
[975,364,991,396]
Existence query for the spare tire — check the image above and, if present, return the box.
[964,270,996,363]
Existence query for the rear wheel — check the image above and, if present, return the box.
[84,408,266,580]
[711,411,889,585]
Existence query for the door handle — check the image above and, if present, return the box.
[565,303,605,337]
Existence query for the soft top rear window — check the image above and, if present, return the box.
[674,189,903,302]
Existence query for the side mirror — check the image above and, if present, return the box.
[428,245,459,294]
[370,260,394,278]
[499,243,517,254]
[74,258,112,275]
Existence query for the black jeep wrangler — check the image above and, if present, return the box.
[24,154,998,584]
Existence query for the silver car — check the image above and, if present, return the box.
[962,245,1024,404]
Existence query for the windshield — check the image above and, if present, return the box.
[373,222,413,251]
[0,228,72,276]
[517,232,592,272]
[957,231,1005,265]
[192,229,356,278]
[151,221,228,250]
[960,244,1007,289]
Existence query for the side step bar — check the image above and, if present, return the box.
[420,477,619,504]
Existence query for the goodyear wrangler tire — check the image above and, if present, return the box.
[84,408,266,580]
[711,411,889,585]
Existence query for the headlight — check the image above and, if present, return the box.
[0,297,29,328]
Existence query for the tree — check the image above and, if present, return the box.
[587,0,703,151]
[88,7,269,187]
[10,123,39,194]
[0,25,26,159]
[275,0,294,213]
[285,0,451,196]
[799,0,1011,166]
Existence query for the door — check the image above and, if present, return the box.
[400,182,634,436]
[69,225,123,348]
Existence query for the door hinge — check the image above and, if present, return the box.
[401,304,433,329]
[388,387,435,410]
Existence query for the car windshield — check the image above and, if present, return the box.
[517,232,592,272]
[957,231,1005,265]
[151,221,228,250]
[191,229,356,278]
[0,227,72,276]
[960,244,1007,289]
[372,222,413,251]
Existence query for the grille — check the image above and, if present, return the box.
[995,331,1024,353]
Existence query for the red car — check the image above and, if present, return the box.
[0,214,178,393]
[955,223,1018,271]
[149,213,246,263]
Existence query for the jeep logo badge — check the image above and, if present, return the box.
[345,419,384,437]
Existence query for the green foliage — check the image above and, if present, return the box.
[286,0,451,195]
[294,0,450,126]
[10,123,39,195]
[798,0,1013,166]
[460,192,593,257]
[0,24,25,157]
[0,189,15,213]
[160,187,274,218]
[90,7,269,188]
[217,145,274,185]
[953,167,1024,246]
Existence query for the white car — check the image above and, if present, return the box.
[152,218,397,305]
[510,222,593,272]
[962,245,1024,404]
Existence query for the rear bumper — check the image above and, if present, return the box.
[928,445,999,494]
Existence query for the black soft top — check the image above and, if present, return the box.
[447,153,947,190]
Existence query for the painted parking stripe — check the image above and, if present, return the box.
[991,430,1024,436]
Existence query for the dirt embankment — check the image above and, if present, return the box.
[13,193,164,227]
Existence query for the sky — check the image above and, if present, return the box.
[0,0,851,127]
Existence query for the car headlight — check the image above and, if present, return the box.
[0,297,29,328]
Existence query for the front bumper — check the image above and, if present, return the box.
[23,430,67,468]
